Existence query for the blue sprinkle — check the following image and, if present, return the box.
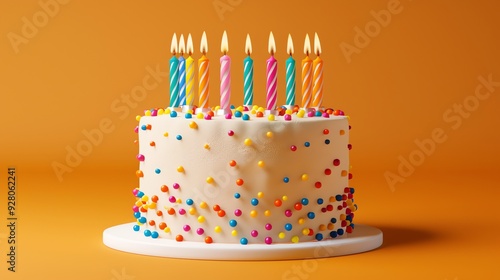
[176,135,182,140]
[186,198,194,205]
[242,114,250,121]
[234,111,243,118]
[144,229,151,237]
[307,212,315,219]
[137,191,144,198]
[337,228,344,236]
[283,177,290,183]
[141,125,147,130]
[315,111,322,117]
[229,219,237,227]
[301,198,309,205]
[284,223,292,231]
[315,233,323,241]
[346,215,353,222]
[234,193,241,199]
[251,198,259,206]
[325,139,330,144]
[240,237,248,245]
[133,225,140,231]
[335,195,343,201]
[330,231,338,238]
[185,113,192,119]
[133,212,141,219]
[230,105,235,109]
[330,218,337,224]
[304,142,310,147]
[170,111,177,117]
[317,198,324,205]
[155,168,161,174]
[350,223,355,229]
[350,188,355,194]
[151,231,159,238]
[138,217,146,224]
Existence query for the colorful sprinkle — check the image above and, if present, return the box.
[244,138,252,146]
[240,238,248,245]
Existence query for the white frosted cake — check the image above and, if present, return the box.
[131,107,355,245]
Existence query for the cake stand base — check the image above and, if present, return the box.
[103,223,382,260]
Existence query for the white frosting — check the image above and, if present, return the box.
[134,112,355,244]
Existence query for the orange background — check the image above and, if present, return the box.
[1,0,499,279]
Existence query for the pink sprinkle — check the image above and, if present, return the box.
[285,210,292,217]
[178,208,186,215]
[173,183,180,189]
[151,109,157,116]
[196,228,205,235]
[204,114,212,120]
[251,230,258,237]
[132,206,139,212]
[307,111,315,117]
[265,223,272,230]
[225,113,232,119]
[265,237,272,244]
[338,110,345,116]
[132,189,139,196]
[284,114,292,121]
[169,196,176,203]
[228,130,234,136]
[290,145,297,152]
[134,126,139,133]
[183,225,191,231]
[322,112,330,118]
[234,209,242,216]
[136,154,145,161]
[243,106,250,111]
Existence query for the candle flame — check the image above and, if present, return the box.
[186,33,193,55]
[221,30,229,54]
[170,33,178,54]
[314,32,322,56]
[245,34,252,55]
[287,34,294,56]
[200,31,208,54]
[268,31,276,55]
[304,34,311,56]
[179,34,185,55]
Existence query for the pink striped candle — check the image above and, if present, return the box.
[219,31,231,112]
[266,32,277,111]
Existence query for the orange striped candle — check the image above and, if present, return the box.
[198,32,209,109]
[301,34,312,108]
[312,33,323,108]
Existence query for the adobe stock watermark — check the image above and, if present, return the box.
[51,64,168,182]
[111,267,135,280]
[281,242,337,280]
[7,0,71,54]
[385,74,499,192]
[339,0,408,63]
[213,0,242,21]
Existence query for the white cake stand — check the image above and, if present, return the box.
[103,223,382,260]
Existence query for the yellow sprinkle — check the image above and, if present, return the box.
[327,223,334,230]
[278,232,286,239]
[282,195,288,201]
[163,132,169,137]
[264,210,271,216]
[214,226,222,233]
[285,109,293,115]
[301,174,309,181]
[244,138,252,146]
[206,177,214,184]
[266,131,273,138]
[329,196,336,202]
[157,108,164,115]
[214,105,220,111]
[250,210,257,217]
[257,192,264,198]
[267,114,275,121]
[252,105,259,111]
[145,110,151,116]
[164,227,171,233]
[189,121,198,129]
[340,214,346,220]
[141,195,149,202]
[148,202,157,209]
[257,107,265,112]
[204,143,210,150]
[231,230,238,236]
[165,108,171,114]
[319,224,327,231]
[187,109,193,114]
[347,199,353,206]
[197,216,205,223]
[200,201,208,209]
[196,112,204,119]
[291,236,299,243]
[189,207,197,215]
[298,218,305,225]
[341,170,348,177]
[176,198,182,204]
[142,204,149,210]
[135,200,142,207]
[177,166,184,173]
[297,110,305,118]
[236,106,244,112]
[302,228,310,235]
[135,115,141,121]
[251,109,256,115]
[346,220,351,226]
[257,161,265,168]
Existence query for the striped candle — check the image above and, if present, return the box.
[266,32,277,111]
[301,34,312,108]
[312,33,323,108]
[198,32,209,109]
[169,33,179,108]
[220,31,231,111]
[243,34,253,106]
[178,34,186,107]
[285,34,296,106]
[185,34,194,107]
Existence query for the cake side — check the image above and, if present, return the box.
[132,111,356,244]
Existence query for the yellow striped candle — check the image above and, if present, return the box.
[198,32,209,109]
[186,34,194,107]
[301,34,312,108]
[312,33,323,108]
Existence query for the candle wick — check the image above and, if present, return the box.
[247,51,251,56]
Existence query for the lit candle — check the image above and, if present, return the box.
[219,30,231,114]
[178,34,186,107]
[285,34,296,107]
[243,34,254,107]
[312,32,323,108]
[169,33,179,108]
[185,34,195,110]
[198,32,210,111]
[266,31,277,111]
[301,34,312,109]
